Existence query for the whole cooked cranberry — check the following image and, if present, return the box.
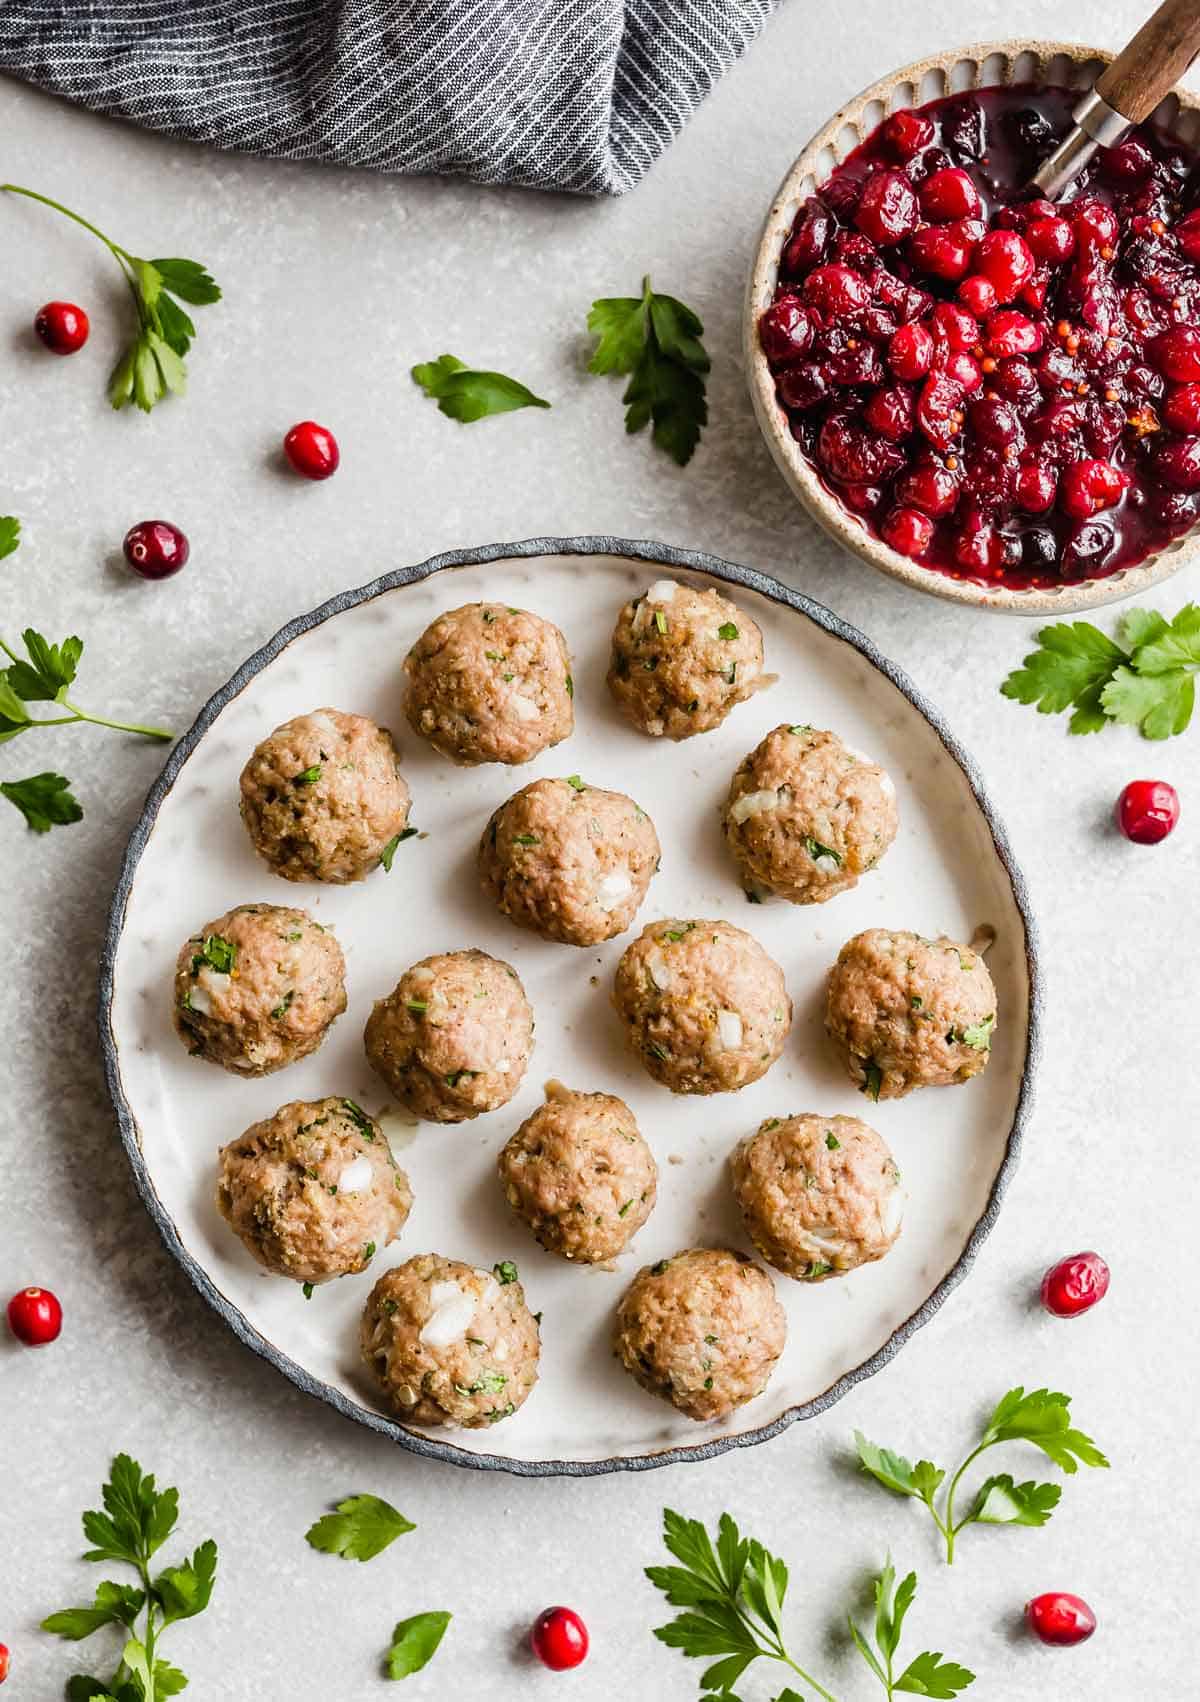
[1073,198,1120,253]
[880,505,933,557]
[1005,105,1055,154]
[922,167,982,224]
[1144,485,1197,529]
[909,223,974,281]
[1162,385,1200,435]
[818,414,906,484]
[957,275,997,317]
[942,96,985,161]
[864,385,915,441]
[283,420,340,480]
[930,302,979,352]
[1153,436,1200,492]
[1041,1250,1110,1317]
[1060,458,1128,519]
[970,397,1020,448]
[841,482,884,514]
[783,201,833,276]
[1116,778,1180,844]
[123,520,189,580]
[1016,461,1057,511]
[1125,361,1166,402]
[1021,525,1059,571]
[976,230,1035,302]
[1021,268,1051,312]
[855,170,919,246]
[883,108,934,160]
[993,357,1038,401]
[897,458,959,517]
[803,263,871,319]
[7,1286,62,1346]
[824,343,884,387]
[941,350,982,394]
[759,296,814,364]
[954,522,1005,574]
[1175,208,1200,265]
[1149,325,1200,383]
[1062,519,1115,576]
[1026,1593,1096,1648]
[778,363,827,411]
[1025,214,1075,263]
[917,372,967,448]
[822,174,862,222]
[530,1607,589,1670]
[986,308,1043,358]
[888,321,934,381]
[1100,134,1152,181]
[1083,400,1125,460]
[34,300,89,355]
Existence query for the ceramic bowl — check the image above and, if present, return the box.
[746,41,1200,615]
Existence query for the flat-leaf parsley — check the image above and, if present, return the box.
[305,1494,415,1562]
[412,354,550,423]
[587,277,709,466]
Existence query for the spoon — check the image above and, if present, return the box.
[1033,0,1200,199]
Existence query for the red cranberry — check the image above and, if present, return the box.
[1100,135,1152,181]
[888,321,934,381]
[986,309,1043,358]
[1163,385,1200,435]
[976,230,1035,302]
[34,300,90,355]
[917,372,967,448]
[1149,325,1200,382]
[993,357,1037,401]
[841,482,884,514]
[881,505,933,557]
[284,420,340,480]
[909,223,974,281]
[530,1607,589,1671]
[123,520,189,581]
[930,302,979,352]
[1025,215,1075,264]
[1073,198,1120,253]
[942,96,986,162]
[803,263,871,319]
[883,108,934,160]
[1041,1250,1110,1318]
[1060,459,1128,520]
[1021,268,1051,312]
[777,363,828,410]
[824,342,884,387]
[969,397,1020,448]
[818,415,906,484]
[941,350,982,393]
[1153,436,1200,492]
[1175,209,1200,265]
[919,167,981,223]
[897,459,960,517]
[1016,461,1057,511]
[6,1286,62,1346]
[957,275,997,317]
[759,297,814,364]
[0,1643,8,1683]
[1021,525,1060,572]
[954,522,1005,574]
[864,385,915,442]
[855,170,919,246]
[784,201,833,276]
[1026,1593,1096,1648]
[1116,778,1180,844]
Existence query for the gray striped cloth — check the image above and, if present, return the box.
[0,0,779,194]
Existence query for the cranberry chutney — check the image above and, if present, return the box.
[759,85,1200,591]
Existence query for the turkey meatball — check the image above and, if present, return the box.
[497,1080,657,1262]
[403,602,574,765]
[613,1247,786,1422]
[216,1096,412,1285]
[239,708,411,884]
[825,928,997,1100]
[479,776,660,947]
[173,904,346,1074]
[361,1253,540,1428]
[607,579,768,739]
[364,949,533,1122]
[723,725,898,903]
[731,1113,903,1281]
[612,919,791,1094]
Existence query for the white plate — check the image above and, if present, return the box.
[100,538,1040,1475]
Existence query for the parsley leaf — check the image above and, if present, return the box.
[42,1582,146,1641]
[0,515,20,559]
[493,1260,519,1285]
[586,277,709,466]
[380,825,419,870]
[1000,620,1127,734]
[969,1475,1061,1527]
[804,836,842,866]
[305,1494,415,1562]
[894,1648,976,1697]
[958,1014,994,1052]
[412,353,550,423]
[1,771,83,832]
[385,1610,451,1680]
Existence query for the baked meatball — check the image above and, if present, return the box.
[723,725,898,903]
[361,1253,540,1428]
[730,1113,903,1281]
[825,928,998,1100]
[216,1097,412,1285]
[613,1247,786,1422]
[403,602,574,765]
[173,904,346,1074]
[612,919,791,1094]
[497,1080,657,1262]
[479,776,660,947]
[239,708,411,883]
[364,949,534,1122]
[607,579,768,739]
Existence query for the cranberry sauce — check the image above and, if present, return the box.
[759,85,1200,589]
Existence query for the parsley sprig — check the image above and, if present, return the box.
[2,184,220,412]
[647,1509,973,1700]
[855,1385,1108,1565]
[587,276,710,466]
[41,1454,217,1702]
[1001,604,1200,738]
[1,519,172,830]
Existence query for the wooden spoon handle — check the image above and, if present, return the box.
[1096,0,1200,126]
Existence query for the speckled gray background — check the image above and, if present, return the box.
[2,3,1197,1696]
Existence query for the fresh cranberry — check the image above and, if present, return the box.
[783,201,833,276]
[530,1607,589,1671]
[818,415,906,484]
[883,108,934,160]
[283,420,340,480]
[1116,779,1180,844]
[969,397,1020,448]
[909,223,974,281]
[1041,1250,1110,1317]
[123,521,189,581]
[1100,135,1152,181]
[888,321,934,381]
[976,230,1036,302]
[1025,215,1075,264]
[1153,436,1200,492]
[919,167,981,223]
[777,363,828,410]
[1163,385,1200,434]
[930,302,979,352]
[1060,459,1128,520]
[759,297,814,363]
[1026,1593,1096,1648]
[1175,209,1200,265]
[1016,461,1057,511]
[6,1286,62,1347]
[0,1644,8,1683]
[880,505,933,557]
[986,309,1043,358]
[864,386,915,441]
[957,275,997,317]
[1149,325,1200,383]
[34,300,89,355]
[1072,198,1120,252]
[855,171,919,246]
[897,459,960,517]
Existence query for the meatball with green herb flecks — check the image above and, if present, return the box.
[723,725,898,903]
[360,1253,540,1428]
[825,928,997,1100]
[730,1112,903,1281]
[217,1097,412,1285]
[607,579,770,739]
[173,903,346,1075]
[497,1080,657,1262]
[239,707,411,883]
[403,603,574,765]
[364,949,534,1122]
[613,1247,786,1422]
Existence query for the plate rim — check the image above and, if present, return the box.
[97,534,1043,1477]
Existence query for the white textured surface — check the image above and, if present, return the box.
[1,3,1197,1696]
